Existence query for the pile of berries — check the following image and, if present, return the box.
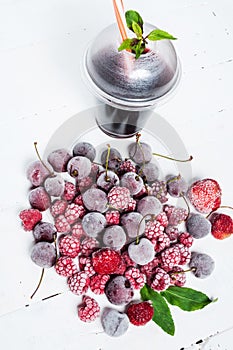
[19,140,233,336]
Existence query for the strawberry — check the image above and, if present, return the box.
[210,213,233,240]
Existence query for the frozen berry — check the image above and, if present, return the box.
[81,237,99,256]
[71,222,86,240]
[73,142,96,162]
[80,256,96,277]
[31,242,56,268]
[103,225,126,250]
[174,243,191,265]
[29,187,51,211]
[126,301,154,326]
[50,199,67,217]
[160,246,181,270]
[107,186,131,211]
[167,175,188,197]
[33,221,56,242]
[124,267,146,289]
[26,160,50,187]
[73,194,84,206]
[121,251,137,268]
[44,175,65,197]
[140,257,160,282]
[189,252,215,278]
[47,148,71,172]
[78,295,100,322]
[101,308,129,337]
[137,196,162,217]
[105,210,120,225]
[55,256,78,277]
[118,160,136,175]
[105,276,134,305]
[67,156,91,180]
[82,212,106,237]
[188,178,222,214]
[62,181,76,201]
[120,172,144,195]
[55,215,71,233]
[169,266,186,287]
[165,206,188,226]
[92,248,121,274]
[150,267,171,291]
[178,232,194,248]
[97,170,119,192]
[128,238,155,265]
[155,212,169,227]
[64,203,86,225]
[68,271,90,295]
[90,274,110,294]
[101,147,122,171]
[121,212,145,239]
[128,142,152,164]
[58,235,80,258]
[19,209,42,231]
[165,225,179,241]
[150,180,168,203]
[209,213,233,240]
[83,188,108,212]
[139,162,160,183]
[186,213,211,239]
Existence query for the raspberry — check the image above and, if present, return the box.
[160,246,181,271]
[140,257,160,284]
[145,220,165,240]
[169,266,186,287]
[124,267,146,290]
[188,178,222,214]
[68,271,90,295]
[73,194,84,206]
[64,203,86,224]
[165,225,179,241]
[19,209,42,231]
[178,232,194,248]
[156,212,169,227]
[78,256,95,277]
[55,215,71,233]
[114,258,127,275]
[50,199,67,217]
[62,181,76,201]
[59,235,81,258]
[55,256,78,277]
[90,274,110,294]
[92,248,121,274]
[78,295,100,322]
[164,205,188,226]
[81,237,99,256]
[121,251,137,268]
[150,267,171,291]
[126,301,154,326]
[71,222,86,240]
[125,197,137,212]
[107,186,132,211]
[105,210,120,225]
[174,243,191,265]
[118,160,136,174]
[150,180,168,203]
[210,213,233,240]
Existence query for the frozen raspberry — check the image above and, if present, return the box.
[58,235,81,258]
[210,213,233,240]
[165,226,179,241]
[150,267,171,291]
[145,220,165,240]
[64,203,86,225]
[80,237,100,256]
[160,246,181,270]
[164,205,188,226]
[105,210,120,225]
[118,160,136,174]
[55,215,71,233]
[178,232,194,248]
[121,251,137,268]
[140,257,160,284]
[55,256,78,277]
[19,209,42,231]
[68,271,90,295]
[50,199,67,217]
[124,267,146,289]
[126,301,154,326]
[108,186,132,211]
[174,243,191,265]
[125,197,137,212]
[114,258,127,275]
[188,178,222,214]
[163,204,174,217]
[169,266,186,287]
[62,181,76,201]
[150,180,168,203]
[92,248,121,274]
[78,295,100,322]
[152,233,171,253]
[73,194,84,206]
[156,212,169,227]
[29,187,51,211]
[78,256,95,277]
[71,222,86,240]
[90,274,110,294]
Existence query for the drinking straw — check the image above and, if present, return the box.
[113,0,128,41]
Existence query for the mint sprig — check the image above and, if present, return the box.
[118,10,177,59]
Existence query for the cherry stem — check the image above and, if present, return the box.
[54,233,58,261]
[34,142,54,176]
[105,144,111,182]
[180,193,191,220]
[30,268,45,299]
[152,152,193,163]
[206,205,233,219]
[136,213,154,244]
[166,174,181,185]
[169,267,196,276]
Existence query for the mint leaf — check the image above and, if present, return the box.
[147,29,177,41]
[132,21,142,38]
[131,40,145,59]
[141,285,175,336]
[161,286,215,312]
[118,38,134,52]
[125,10,143,33]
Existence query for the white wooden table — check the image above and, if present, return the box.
[0,0,233,349]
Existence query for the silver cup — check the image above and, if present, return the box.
[83,23,181,138]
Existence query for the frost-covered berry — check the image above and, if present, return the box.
[65,203,86,225]
[140,257,160,282]
[121,212,145,239]
[103,225,126,250]
[78,295,100,322]
[124,267,146,289]
[73,142,96,162]
[210,213,233,240]
[121,251,137,268]
[150,180,168,203]
[19,209,42,231]
[118,160,136,175]
[101,147,122,171]
[107,186,132,211]
[138,162,160,183]
[31,242,56,268]
[71,222,86,240]
[105,276,134,305]
[58,235,80,258]
[105,210,120,225]
[128,238,154,265]
[92,248,121,274]
[167,175,188,197]
[137,196,162,217]
[186,213,211,239]
[82,212,106,237]
[178,232,194,248]
[80,257,96,277]
[156,212,169,227]
[165,225,179,241]
[68,271,90,295]
[189,252,215,278]
[44,175,65,197]
[29,187,51,211]
[47,148,71,172]
[120,172,144,195]
[160,246,181,270]
[62,181,76,201]
[33,221,56,242]
[174,243,191,265]
[165,206,188,226]
[67,156,91,180]
[144,220,170,252]
[169,266,186,287]
[55,256,78,277]
[101,308,129,337]
[54,215,71,233]
[150,267,171,291]
[126,301,154,326]
[26,160,51,187]
[50,199,67,217]
[97,171,119,192]
[81,237,99,256]
[82,188,108,212]
[90,274,110,294]
[128,142,152,164]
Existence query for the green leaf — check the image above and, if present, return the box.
[132,21,142,38]
[147,29,177,41]
[125,10,143,33]
[141,285,175,336]
[132,40,145,59]
[161,286,216,312]
[118,38,134,52]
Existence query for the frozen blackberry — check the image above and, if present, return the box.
[82,188,108,213]
[121,212,145,239]
[44,174,65,197]
[128,238,155,265]
[31,242,56,268]
[138,162,160,183]
[167,175,188,198]
[82,212,106,237]
[103,225,126,250]
[189,252,215,278]
[186,213,211,239]
[33,221,57,243]
[105,276,134,305]
[128,142,152,165]
[47,148,71,172]
[101,308,129,337]
[101,148,122,171]
[97,170,120,192]
[67,156,91,180]
[120,172,144,195]
[137,196,162,217]
[73,142,96,162]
